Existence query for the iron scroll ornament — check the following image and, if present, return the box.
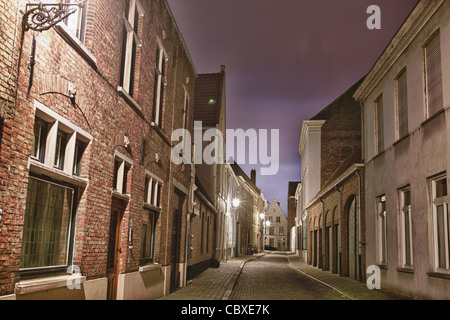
[24,1,87,32]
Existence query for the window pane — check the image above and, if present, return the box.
[21,178,73,269]
[436,204,446,268]
[404,210,411,266]
[435,178,447,198]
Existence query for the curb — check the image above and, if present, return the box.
[221,253,267,300]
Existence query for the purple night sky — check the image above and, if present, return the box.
[167,0,419,214]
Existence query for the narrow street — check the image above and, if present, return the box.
[229,252,349,300]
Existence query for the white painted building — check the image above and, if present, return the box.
[264,200,288,251]
[353,0,450,299]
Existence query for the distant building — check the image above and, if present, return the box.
[264,200,288,251]
[288,182,301,252]
[354,0,450,299]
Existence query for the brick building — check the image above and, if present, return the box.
[0,0,204,300]
[298,80,366,281]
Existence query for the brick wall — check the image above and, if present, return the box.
[0,0,197,297]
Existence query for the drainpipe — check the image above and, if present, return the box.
[335,185,342,276]
[356,170,363,281]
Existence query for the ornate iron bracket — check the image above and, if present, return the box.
[24,1,87,32]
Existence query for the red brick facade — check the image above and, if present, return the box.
[0,0,198,299]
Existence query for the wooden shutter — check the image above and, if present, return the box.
[425,32,443,118]
[397,70,408,138]
[375,95,384,154]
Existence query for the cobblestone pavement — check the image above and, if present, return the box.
[159,251,412,301]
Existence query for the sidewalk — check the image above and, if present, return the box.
[286,254,412,300]
[158,253,265,300]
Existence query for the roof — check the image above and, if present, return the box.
[230,162,260,194]
[288,181,301,197]
[194,69,225,127]
[323,147,363,189]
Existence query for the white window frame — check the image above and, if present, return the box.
[431,174,450,272]
[152,42,167,127]
[398,186,413,268]
[120,0,144,95]
[113,151,133,197]
[31,101,92,182]
[144,171,163,209]
[63,0,88,43]
[377,195,387,266]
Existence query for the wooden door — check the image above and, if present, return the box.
[107,203,124,300]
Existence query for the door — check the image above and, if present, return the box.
[170,191,183,292]
[106,202,124,300]
[348,197,357,279]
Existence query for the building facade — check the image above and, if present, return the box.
[354,0,450,299]
[298,81,365,281]
[0,0,203,300]
[264,200,288,251]
[288,181,300,252]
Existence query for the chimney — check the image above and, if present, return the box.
[251,169,256,185]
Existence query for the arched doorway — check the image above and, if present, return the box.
[346,195,360,280]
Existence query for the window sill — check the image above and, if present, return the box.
[111,189,131,202]
[396,267,414,274]
[421,108,445,127]
[15,274,86,295]
[117,87,146,120]
[54,24,97,68]
[29,158,88,188]
[144,202,162,212]
[377,264,388,270]
[139,263,161,273]
[427,271,450,280]
[150,122,171,146]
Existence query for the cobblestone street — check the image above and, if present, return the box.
[160,252,411,301]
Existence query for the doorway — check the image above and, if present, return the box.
[170,191,184,292]
[106,200,124,300]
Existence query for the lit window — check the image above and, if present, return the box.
[63,0,88,43]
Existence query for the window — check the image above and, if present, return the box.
[374,95,384,154]
[152,45,166,127]
[395,69,408,139]
[269,226,275,235]
[424,31,443,119]
[21,178,74,270]
[141,209,157,264]
[431,174,449,271]
[63,0,88,43]
[112,152,132,196]
[54,130,67,170]
[279,226,285,236]
[276,216,281,223]
[399,187,413,268]
[31,102,91,179]
[144,173,163,208]
[120,0,143,96]
[378,195,387,265]
[32,117,49,163]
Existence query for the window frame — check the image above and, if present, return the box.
[377,195,387,266]
[424,30,444,120]
[152,43,167,127]
[19,176,77,276]
[140,209,158,265]
[374,94,384,155]
[120,0,144,97]
[398,186,413,268]
[112,151,133,197]
[395,68,409,140]
[430,174,450,272]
